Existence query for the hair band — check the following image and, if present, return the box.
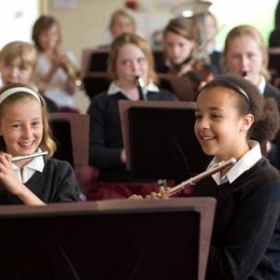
[217,79,251,110]
[0,87,40,105]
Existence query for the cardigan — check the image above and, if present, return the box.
[192,157,280,279]
[87,89,177,182]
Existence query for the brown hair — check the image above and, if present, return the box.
[0,83,57,156]
[0,41,38,70]
[197,74,280,144]
[32,15,61,51]
[223,25,271,80]
[163,17,198,43]
[107,32,158,84]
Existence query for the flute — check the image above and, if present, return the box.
[163,157,236,197]
[11,151,48,162]
[135,76,145,100]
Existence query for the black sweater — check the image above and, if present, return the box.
[193,158,280,279]
[87,89,177,182]
[0,158,81,204]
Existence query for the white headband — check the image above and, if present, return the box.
[0,87,40,105]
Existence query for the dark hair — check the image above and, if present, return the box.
[163,17,198,42]
[32,15,61,51]
[197,74,280,144]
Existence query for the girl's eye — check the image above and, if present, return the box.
[211,114,221,119]
[194,114,202,120]
[12,124,20,129]
[123,60,131,66]
[137,57,145,64]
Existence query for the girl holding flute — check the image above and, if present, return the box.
[136,74,280,279]
[0,83,81,205]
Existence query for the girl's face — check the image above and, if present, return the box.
[37,23,60,50]
[116,43,148,87]
[0,57,33,86]
[225,35,263,84]
[194,87,252,161]
[164,31,195,66]
[0,98,43,157]
[111,15,135,39]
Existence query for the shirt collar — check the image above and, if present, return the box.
[108,81,159,97]
[257,75,266,95]
[12,148,45,183]
[209,140,262,185]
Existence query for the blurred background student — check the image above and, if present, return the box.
[155,17,217,95]
[86,32,177,201]
[222,24,280,168]
[0,40,57,113]
[32,15,80,112]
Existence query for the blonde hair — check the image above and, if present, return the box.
[0,41,38,70]
[223,25,271,80]
[107,32,158,84]
[109,9,136,31]
[0,83,57,156]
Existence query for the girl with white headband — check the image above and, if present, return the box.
[0,83,81,205]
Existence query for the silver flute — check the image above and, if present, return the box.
[11,151,48,162]
[164,157,237,197]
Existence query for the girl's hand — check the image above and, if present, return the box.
[0,153,45,205]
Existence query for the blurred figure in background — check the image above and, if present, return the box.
[156,17,216,96]
[32,15,80,112]
[223,24,280,168]
[203,11,223,74]
[0,41,57,113]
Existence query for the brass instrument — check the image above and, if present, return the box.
[60,56,82,88]
[11,151,48,162]
[156,157,236,198]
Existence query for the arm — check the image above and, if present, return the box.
[53,161,81,202]
[87,94,124,169]
[207,180,280,279]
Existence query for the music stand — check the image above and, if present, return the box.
[0,197,216,280]
[119,100,211,181]
[83,72,111,100]
[49,113,90,173]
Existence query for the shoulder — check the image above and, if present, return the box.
[44,158,74,172]
[148,89,178,101]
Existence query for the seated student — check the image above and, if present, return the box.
[0,41,58,113]
[268,0,280,47]
[0,83,81,205]
[99,8,137,50]
[203,11,223,74]
[222,24,280,168]
[32,15,80,112]
[156,16,216,95]
[86,32,177,200]
[133,74,280,280]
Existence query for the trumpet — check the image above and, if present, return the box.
[157,157,236,198]
[60,57,82,88]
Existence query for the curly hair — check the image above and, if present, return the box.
[197,74,280,144]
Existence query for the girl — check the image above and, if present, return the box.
[0,40,58,113]
[86,32,177,200]
[0,83,81,205]
[156,17,216,95]
[148,74,280,279]
[223,24,280,168]
[32,15,79,111]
